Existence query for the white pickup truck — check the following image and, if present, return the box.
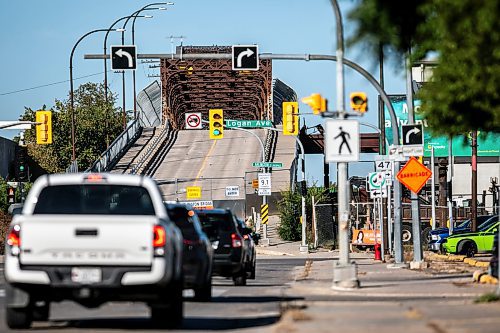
[4,173,184,329]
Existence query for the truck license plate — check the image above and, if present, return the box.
[71,268,102,284]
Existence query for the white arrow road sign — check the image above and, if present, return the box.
[325,119,360,162]
[236,48,254,68]
[116,48,134,68]
[405,127,420,144]
[232,45,259,70]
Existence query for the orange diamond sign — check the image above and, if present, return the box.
[397,157,432,194]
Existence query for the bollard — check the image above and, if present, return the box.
[374,243,382,261]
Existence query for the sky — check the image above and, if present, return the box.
[0,0,408,185]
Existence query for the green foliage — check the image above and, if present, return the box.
[0,177,9,213]
[276,184,333,242]
[418,0,500,135]
[20,82,123,172]
[349,0,500,135]
[277,189,302,241]
[475,293,500,304]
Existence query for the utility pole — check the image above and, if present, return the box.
[471,130,478,231]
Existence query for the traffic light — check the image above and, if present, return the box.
[350,92,368,113]
[36,110,52,144]
[209,109,224,139]
[282,102,299,136]
[301,93,327,114]
[7,187,15,204]
[15,147,28,182]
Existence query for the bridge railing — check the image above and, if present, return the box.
[130,123,170,174]
[85,119,142,173]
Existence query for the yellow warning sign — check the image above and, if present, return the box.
[186,186,202,199]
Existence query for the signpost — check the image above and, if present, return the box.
[185,112,202,129]
[232,45,259,71]
[252,162,283,168]
[226,120,272,128]
[111,45,137,70]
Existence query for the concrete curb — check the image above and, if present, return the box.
[472,270,499,285]
[427,253,490,269]
[256,248,295,256]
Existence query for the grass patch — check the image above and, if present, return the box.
[475,293,500,303]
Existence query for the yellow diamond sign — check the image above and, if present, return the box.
[397,157,432,194]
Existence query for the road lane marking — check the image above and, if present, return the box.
[0,289,5,297]
[194,139,217,185]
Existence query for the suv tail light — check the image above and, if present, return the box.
[153,225,166,256]
[7,224,21,256]
[231,233,242,248]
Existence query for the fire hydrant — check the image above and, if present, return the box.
[374,243,382,261]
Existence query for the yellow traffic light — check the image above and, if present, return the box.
[301,93,327,114]
[209,109,224,139]
[282,102,299,136]
[350,92,368,113]
[36,110,52,144]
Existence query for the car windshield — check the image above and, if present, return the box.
[478,218,498,231]
[455,220,470,229]
[33,185,155,215]
[197,212,234,241]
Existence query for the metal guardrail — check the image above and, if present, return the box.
[85,120,142,173]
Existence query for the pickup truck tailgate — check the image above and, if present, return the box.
[19,216,157,266]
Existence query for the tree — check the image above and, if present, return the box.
[276,184,332,243]
[20,82,124,172]
[348,0,500,135]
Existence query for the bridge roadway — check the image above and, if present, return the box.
[111,126,296,204]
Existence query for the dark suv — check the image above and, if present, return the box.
[166,204,213,301]
[196,209,252,286]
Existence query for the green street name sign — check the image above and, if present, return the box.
[252,162,283,168]
[226,120,273,128]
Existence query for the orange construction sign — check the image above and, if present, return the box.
[397,157,432,194]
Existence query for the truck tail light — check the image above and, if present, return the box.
[153,225,166,257]
[153,225,166,247]
[231,233,242,248]
[7,224,21,256]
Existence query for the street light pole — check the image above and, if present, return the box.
[330,0,359,289]
[130,3,173,120]
[70,28,120,162]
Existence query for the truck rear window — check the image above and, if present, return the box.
[33,185,155,215]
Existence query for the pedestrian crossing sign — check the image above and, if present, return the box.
[325,119,360,162]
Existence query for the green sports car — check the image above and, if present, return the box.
[442,219,499,257]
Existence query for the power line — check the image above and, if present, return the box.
[0,71,109,96]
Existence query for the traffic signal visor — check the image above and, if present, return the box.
[301,93,327,114]
[36,110,52,144]
[350,92,368,113]
[282,102,299,136]
[209,109,224,139]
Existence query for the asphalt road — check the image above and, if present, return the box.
[0,258,308,332]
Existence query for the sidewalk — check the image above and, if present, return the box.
[257,217,500,333]
[274,257,500,333]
